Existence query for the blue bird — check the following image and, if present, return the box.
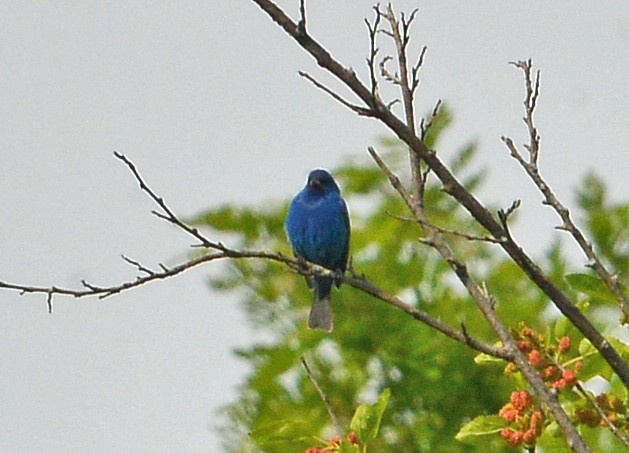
[285,169,350,332]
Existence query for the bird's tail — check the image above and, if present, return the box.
[308,296,333,332]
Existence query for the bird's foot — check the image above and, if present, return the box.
[333,268,345,288]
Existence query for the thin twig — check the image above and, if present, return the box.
[1,150,506,360]
[300,356,342,437]
[364,6,382,99]
[501,60,629,323]
[298,71,374,116]
[381,4,423,208]
[113,151,217,249]
[251,0,629,402]
[574,383,629,447]
[369,146,591,453]
[420,99,442,141]
[297,0,306,35]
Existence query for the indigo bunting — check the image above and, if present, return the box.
[285,169,350,332]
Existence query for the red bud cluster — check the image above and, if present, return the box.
[499,324,585,447]
[499,390,543,449]
[507,324,579,390]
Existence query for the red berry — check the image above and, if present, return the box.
[542,365,560,381]
[346,431,358,444]
[558,336,571,353]
[553,378,566,389]
[530,410,543,429]
[499,406,519,422]
[562,369,576,387]
[510,390,532,411]
[517,341,532,352]
[508,431,524,447]
[327,435,341,447]
[501,428,513,440]
[519,390,533,409]
[522,327,537,339]
[528,349,542,366]
[522,427,537,443]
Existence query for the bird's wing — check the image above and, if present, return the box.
[340,197,351,272]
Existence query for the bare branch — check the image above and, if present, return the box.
[386,210,501,243]
[298,71,374,116]
[297,0,307,35]
[575,382,629,448]
[386,98,401,110]
[379,55,400,84]
[426,223,505,244]
[419,98,442,141]
[300,356,342,437]
[346,267,510,359]
[0,247,507,360]
[113,151,218,249]
[252,0,629,397]
[367,146,414,210]
[379,4,429,213]
[497,199,522,239]
[411,46,428,93]
[502,61,629,323]
[364,6,382,99]
[509,60,541,165]
[46,290,53,314]
[121,254,156,276]
[2,146,505,360]
[400,165,589,452]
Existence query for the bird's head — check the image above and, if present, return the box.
[306,169,340,194]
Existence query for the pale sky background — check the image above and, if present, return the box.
[1,1,628,452]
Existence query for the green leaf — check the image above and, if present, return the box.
[455,415,507,442]
[339,439,360,453]
[553,314,572,339]
[474,351,506,366]
[537,421,571,452]
[249,419,315,447]
[578,338,613,381]
[608,337,629,362]
[349,388,391,442]
[565,273,616,305]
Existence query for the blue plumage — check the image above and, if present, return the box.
[285,169,350,332]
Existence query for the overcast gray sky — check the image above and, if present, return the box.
[1,1,628,452]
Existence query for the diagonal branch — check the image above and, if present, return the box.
[300,356,342,437]
[502,60,629,324]
[0,248,508,360]
[369,144,591,453]
[2,150,507,361]
[250,0,629,392]
[298,71,374,116]
[113,151,219,250]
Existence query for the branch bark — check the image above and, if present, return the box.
[250,0,629,392]
[502,60,629,324]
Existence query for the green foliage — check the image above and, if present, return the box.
[455,415,507,442]
[194,109,629,452]
[565,273,617,306]
[349,388,390,444]
[577,172,629,278]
